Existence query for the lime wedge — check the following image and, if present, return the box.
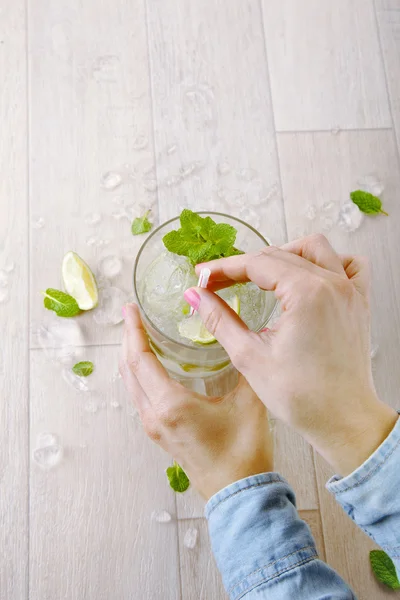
[178,295,240,344]
[62,251,98,310]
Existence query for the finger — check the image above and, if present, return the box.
[195,247,314,295]
[184,287,260,371]
[281,234,345,276]
[122,303,180,404]
[339,254,370,297]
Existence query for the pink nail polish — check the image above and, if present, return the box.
[122,306,127,319]
[260,327,270,333]
[184,288,200,311]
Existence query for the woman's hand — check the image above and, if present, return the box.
[186,234,398,476]
[120,304,273,500]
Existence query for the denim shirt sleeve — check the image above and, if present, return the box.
[205,473,356,599]
[326,415,400,573]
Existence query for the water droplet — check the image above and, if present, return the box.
[62,368,90,392]
[321,201,335,213]
[133,135,148,150]
[237,168,257,181]
[0,270,8,288]
[112,195,125,206]
[337,201,364,233]
[84,400,98,413]
[165,175,182,187]
[96,276,112,291]
[217,161,231,176]
[101,171,122,190]
[86,236,97,246]
[98,255,122,279]
[32,216,45,229]
[93,287,127,325]
[33,443,63,469]
[84,212,102,226]
[357,174,384,197]
[183,527,198,549]
[0,288,10,303]
[93,55,120,82]
[4,262,15,273]
[110,400,121,409]
[152,510,172,523]
[111,371,122,383]
[321,215,335,232]
[331,126,340,135]
[37,432,58,448]
[238,207,260,229]
[166,144,177,155]
[304,204,317,220]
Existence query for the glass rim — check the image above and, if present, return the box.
[133,211,277,352]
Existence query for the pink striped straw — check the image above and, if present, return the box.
[189,267,211,316]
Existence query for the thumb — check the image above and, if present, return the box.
[183,287,256,368]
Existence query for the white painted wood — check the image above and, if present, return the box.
[299,510,326,561]
[0,2,29,598]
[262,0,391,131]
[28,0,156,348]
[178,519,226,600]
[29,345,180,600]
[277,130,400,409]
[315,454,394,599]
[146,0,287,246]
[376,0,400,151]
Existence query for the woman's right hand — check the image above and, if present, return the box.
[184,234,398,476]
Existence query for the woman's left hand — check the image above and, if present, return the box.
[120,303,273,500]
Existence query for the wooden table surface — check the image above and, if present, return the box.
[1,1,400,598]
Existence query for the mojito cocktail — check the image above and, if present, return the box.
[134,212,276,378]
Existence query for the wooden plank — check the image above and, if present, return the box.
[28,0,156,348]
[29,345,180,600]
[0,1,29,598]
[146,0,287,246]
[376,0,400,151]
[315,454,394,599]
[178,519,227,600]
[277,130,400,409]
[299,510,326,561]
[262,0,391,131]
[273,421,318,510]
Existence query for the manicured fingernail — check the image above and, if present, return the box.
[184,288,200,310]
[122,306,127,319]
[260,327,270,333]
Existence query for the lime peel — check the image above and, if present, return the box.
[178,295,240,345]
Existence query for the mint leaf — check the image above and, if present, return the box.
[131,210,153,235]
[42,289,81,318]
[350,190,388,216]
[163,210,242,265]
[72,361,94,377]
[166,461,190,493]
[370,550,400,589]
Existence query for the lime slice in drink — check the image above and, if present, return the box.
[62,251,98,310]
[178,295,240,344]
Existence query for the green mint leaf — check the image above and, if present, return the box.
[350,190,388,216]
[131,210,153,235]
[166,461,190,493]
[162,210,241,265]
[180,209,205,236]
[370,550,400,590]
[72,361,94,377]
[42,288,81,318]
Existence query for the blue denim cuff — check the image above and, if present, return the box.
[205,474,318,599]
[326,415,400,495]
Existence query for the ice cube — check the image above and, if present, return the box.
[183,527,198,549]
[62,368,90,392]
[85,212,102,226]
[33,443,63,469]
[304,204,317,220]
[36,320,83,364]
[337,201,364,233]
[101,171,122,190]
[93,287,127,325]
[37,432,58,448]
[98,255,122,279]
[152,510,172,523]
[0,270,8,288]
[357,174,384,198]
